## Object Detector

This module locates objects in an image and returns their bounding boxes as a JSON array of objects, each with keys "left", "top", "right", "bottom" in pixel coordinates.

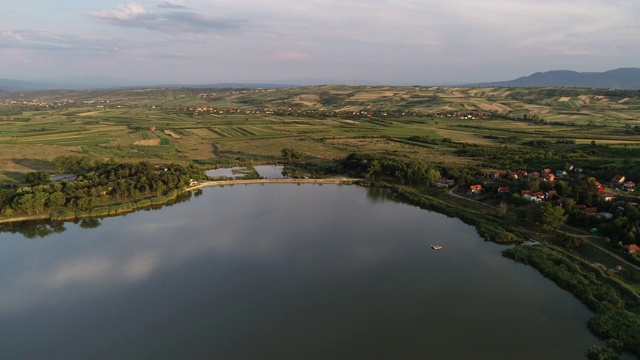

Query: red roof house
[{"left": 624, "top": 244, "right": 640, "bottom": 253}]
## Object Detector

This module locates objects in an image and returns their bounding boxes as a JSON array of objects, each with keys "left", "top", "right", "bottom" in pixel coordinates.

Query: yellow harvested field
[
  {"left": 349, "top": 91, "right": 398, "bottom": 100},
  {"left": 76, "top": 111, "right": 99, "bottom": 116},
  {"left": 619, "top": 98, "right": 630, "bottom": 103},
  {"left": 134, "top": 139, "right": 161, "bottom": 146},
  {"left": 558, "top": 97, "right": 572, "bottom": 102},
  {"left": 575, "top": 139, "right": 640, "bottom": 145},
  {"left": 164, "top": 129, "right": 182, "bottom": 139}
]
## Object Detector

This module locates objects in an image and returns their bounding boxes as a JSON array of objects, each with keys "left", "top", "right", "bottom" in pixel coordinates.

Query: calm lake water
[{"left": 0, "top": 185, "right": 600, "bottom": 359}]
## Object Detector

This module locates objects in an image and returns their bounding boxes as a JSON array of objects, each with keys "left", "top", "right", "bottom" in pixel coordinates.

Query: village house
[
  {"left": 611, "top": 175, "right": 626, "bottom": 187},
  {"left": 436, "top": 178, "right": 455, "bottom": 188},
  {"left": 497, "top": 186, "right": 510, "bottom": 193},
  {"left": 522, "top": 190, "right": 544, "bottom": 203},
  {"left": 585, "top": 207, "right": 598, "bottom": 214},
  {"left": 594, "top": 181, "right": 604, "bottom": 194},
  {"left": 623, "top": 181, "right": 636, "bottom": 192},
  {"left": 507, "top": 172, "right": 519, "bottom": 180},
  {"left": 469, "top": 185, "right": 483, "bottom": 195},
  {"left": 542, "top": 171, "right": 555, "bottom": 182},
  {"left": 623, "top": 244, "right": 640, "bottom": 253}
]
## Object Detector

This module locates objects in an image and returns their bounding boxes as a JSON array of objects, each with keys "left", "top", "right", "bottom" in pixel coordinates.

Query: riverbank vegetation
[
  {"left": 504, "top": 245, "right": 640, "bottom": 358},
  {"left": 0, "top": 156, "right": 204, "bottom": 220}
]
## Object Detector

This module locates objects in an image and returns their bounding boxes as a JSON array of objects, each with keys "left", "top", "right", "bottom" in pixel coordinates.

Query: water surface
[
  {"left": 0, "top": 185, "right": 599, "bottom": 359},
  {"left": 254, "top": 165, "right": 285, "bottom": 178},
  {"left": 205, "top": 166, "right": 245, "bottom": 178}
]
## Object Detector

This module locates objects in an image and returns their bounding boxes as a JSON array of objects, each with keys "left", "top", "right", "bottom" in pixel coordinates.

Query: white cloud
[
  {"left": 89, "top": 2, "right": 244, "bottom": 34},
  {"left": 90, "top": 3, "right": 149, "bottom": 21}
]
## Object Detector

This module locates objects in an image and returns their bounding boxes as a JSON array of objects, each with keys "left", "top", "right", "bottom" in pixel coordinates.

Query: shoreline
[{"left": 0, "top": 177, "right": 363, "bottom": 225}]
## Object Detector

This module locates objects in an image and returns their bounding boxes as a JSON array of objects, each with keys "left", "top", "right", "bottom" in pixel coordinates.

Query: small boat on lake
[{"left": 431, "top": 245, "right": 442, "bottom": 250}]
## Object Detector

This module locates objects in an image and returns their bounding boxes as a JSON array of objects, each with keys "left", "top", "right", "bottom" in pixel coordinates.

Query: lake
[{"left": 0, "top": 184, "right": 600, "bottom": 359}]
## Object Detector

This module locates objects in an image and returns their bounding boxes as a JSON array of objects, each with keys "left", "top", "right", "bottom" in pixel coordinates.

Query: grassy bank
[
  {"left": 504, "top": 244, "right": 640, "bottom": 358},
  {"left": 379, "top": 181, "right": 524, "bottom": 244}
]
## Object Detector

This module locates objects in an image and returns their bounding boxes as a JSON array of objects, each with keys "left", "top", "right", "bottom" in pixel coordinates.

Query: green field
[{"left": 1, "top": 86, "right": 640, "bottom": 182}]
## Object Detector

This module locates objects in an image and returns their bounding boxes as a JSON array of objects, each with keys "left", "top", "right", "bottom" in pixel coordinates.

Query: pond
[
  {"left": 205, "top": 166, "right": 245, "bottom": 178},
  {"left": 254, "top": 165, "right": 285, "bottom": 178},
  {"left": 0, "top": 184, "right": 600, "bottom": 359},
  {"left": 205, "top": 165, "right": 285, "bottom": 179}
]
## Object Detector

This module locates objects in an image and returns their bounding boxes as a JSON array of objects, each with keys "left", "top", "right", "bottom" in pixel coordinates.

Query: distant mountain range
[
  {"left": 472, "top": 68, "right": 640, "bottom": 89},
  {"left": 2, "top": 68, "right": 640, "bottom": 91}
]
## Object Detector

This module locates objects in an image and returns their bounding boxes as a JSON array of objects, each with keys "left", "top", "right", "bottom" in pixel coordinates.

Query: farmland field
[{"left": 1, "top": 86, "right": 639, "bottom": 182}]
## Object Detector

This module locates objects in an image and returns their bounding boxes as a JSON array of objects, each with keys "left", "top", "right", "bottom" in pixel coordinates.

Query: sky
[{"left": 0, "top": 0, "right": 639, "bottom": 86}]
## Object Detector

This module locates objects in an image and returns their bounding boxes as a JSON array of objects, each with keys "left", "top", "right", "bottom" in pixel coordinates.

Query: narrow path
[
  {"left": 447, "top": 184, "right": 640, "bottom": 272},
  {"left": 557, "top": 229, "right": 640, "bottom": 272},
  {"left": 187, "top": 177, "right": 362, "bottom": 191},
  {"left": 0, "top": 214, "right": 50, "bottom": 224}
]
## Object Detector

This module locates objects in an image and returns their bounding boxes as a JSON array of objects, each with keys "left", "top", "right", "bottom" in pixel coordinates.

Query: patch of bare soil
[{"left": 133, "top": 139, "right": 161, "bottom": 146}]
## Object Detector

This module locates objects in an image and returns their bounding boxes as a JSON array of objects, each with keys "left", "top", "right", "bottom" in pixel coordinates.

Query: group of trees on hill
[
  {"left": 340, "top": 153, "right": 442, "bottom": 185},
  {"left": 0, "top": 156, "right": 205, "bottom": 217}
]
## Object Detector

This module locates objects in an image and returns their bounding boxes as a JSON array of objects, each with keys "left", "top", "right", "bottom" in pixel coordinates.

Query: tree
[
  {"left": 281, "top": 147, "right": 305, "bottom": 164},
  {"left": 366, "top": 160, "right": 382, "bottom": 180},
  {"left": 24, "top": 171, "right": 50, "bottom": 185},
  {"left": 12, "top": 193, "right": 36, "bottom": 215},
  {"left": 586, "top": 345, "right": 619, "bottom": 360},
  {"left": 48, "top": 192, "right": 66, "bottom": 208},
  {"left": 538, "top": 203, "right": 568, "bottom": 230},
  {"left": 555, "top": 232, "right": 584, "bottom": 249},
  {"left": 32, "top": 191, "right": 49, "bottom": 213},
  {"left": 425, "top": 168, "right": 441, "bottom": 186},
  {"left": 76, "top": 197, "right": 94, "bottom": 211}
]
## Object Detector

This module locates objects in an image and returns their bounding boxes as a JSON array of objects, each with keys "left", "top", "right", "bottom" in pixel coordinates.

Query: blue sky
[{"left": 1, "top": 0, "right": 638, "bottom": 85}]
